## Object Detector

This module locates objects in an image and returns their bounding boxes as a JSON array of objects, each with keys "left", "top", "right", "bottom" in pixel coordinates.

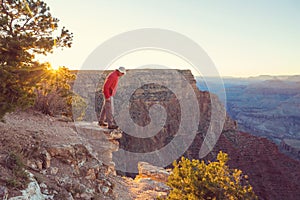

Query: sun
[
  {"left": 46, "top": 64, "right": 60, "bottom": 73},
  {"left": 52, "top": 65, "right": 60, "bottom": 71}
]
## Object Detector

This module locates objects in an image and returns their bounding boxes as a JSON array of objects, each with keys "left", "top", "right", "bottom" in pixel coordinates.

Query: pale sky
[{"left": 39, "top": 0, "right": 300, "bottom": 77}]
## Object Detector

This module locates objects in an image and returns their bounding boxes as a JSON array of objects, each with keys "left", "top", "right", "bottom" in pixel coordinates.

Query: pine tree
[{"left": 0, "top": 0, "right": 73, "bottom": 119}]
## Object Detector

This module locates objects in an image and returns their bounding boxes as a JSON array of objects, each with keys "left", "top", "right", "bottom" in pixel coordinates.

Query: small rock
[
  {"left": 97, "top": 173, "right": 106, "bottom": 180},
  {"left": 47, "top": 145, "right": 75, "bottom": 163},
  {"left": 66, "top": 192, "right": 74, "bottom": 200},
  {"left": 41, "top": 150, "right": 51, "bottom": 169},
  {"left": 0, "top": 186, "right": 8, "bottom": 200},
  {"left": 99, "top": 185, "right": 111, "bottom": 195},
  {"left": 36, "top": 160, "right": 43, "bottom": 170},
  {"left": 106, "top": 162, "right": 116, "bottom": 175},
  {"left": 138, "top": 162, "right": 170, "bottom": 182},
  {"left": 39, "top": 183, "right": 47, "bottom": 189},
  {"left": 105, "top": 180, "right": 112, "bottom": 187},
  {"left": 27, "top": 160, "right": 38, "bottom": 170},
  {"left": 85, "top": 168, "right": 97, "bottom": 180},
  {"left": 80, "top": 192, "right": 93, "bottom": 200},
  {"left": 42, "top": 189, "right": 50, "bottom": 195},
  {"left": 109, "top": 130, "right": 122, "bottom": 139},
  {"left": 50, "top": 167, "right": 59, "bottom": 175},
  {"left": 72, "top": 165, "right": 80, "bottom": 176},
  {"left": 56, "top": 115, "right": 73, "bottom": 122},
  {"left": 141, "top": 179, "right": 171, "bottom": 192}
]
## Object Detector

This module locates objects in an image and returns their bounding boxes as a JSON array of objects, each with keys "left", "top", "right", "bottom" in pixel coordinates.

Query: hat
[{"left": 117, "top": 66, "right": 126, "bottom": 74}]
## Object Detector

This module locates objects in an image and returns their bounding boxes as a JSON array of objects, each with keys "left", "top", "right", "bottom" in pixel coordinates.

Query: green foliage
[
  {"left": 0, "top": 0, "right": 73, "bottom": 119},
  {"left": 165, "top": 151, "right": 257, "bottom": 200},
  {"left": 34, "top": 64, "right": 76, "bottom": 116},
  {"left": 5, "top": 152, "right": 29, "bottom": 189}
]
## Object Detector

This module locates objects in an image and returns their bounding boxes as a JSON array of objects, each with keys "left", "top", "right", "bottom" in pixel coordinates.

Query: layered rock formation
[
  {"left": 280, "top": 139, "right": 300, "bottom": 160},
  {"left": 70, "top": 69, "right": 300, "bottom": 199},
  {"left": 0, "top": 111, "right": 171, "bottom": 200},
  {"left": 214, "top": 132, "right": 300, "bottom": 200},
  {"left": 197, "top": 76, "right": 300, "bottom": 159},
  {"left": 0, "top": 111, "right": 120, "bottom": 199},
  {"left": 93, "top": 69, "right": 235, "bottom": 173}
]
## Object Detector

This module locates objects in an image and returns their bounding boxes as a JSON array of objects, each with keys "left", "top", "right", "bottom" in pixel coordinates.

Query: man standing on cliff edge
[{"left": 98, "top": 66, "right": 126, "bottom": 129}]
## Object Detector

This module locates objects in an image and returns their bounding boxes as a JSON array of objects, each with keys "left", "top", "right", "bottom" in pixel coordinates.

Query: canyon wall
[{"left": 72, "top": 69, "right": 300, "bottom": 200}]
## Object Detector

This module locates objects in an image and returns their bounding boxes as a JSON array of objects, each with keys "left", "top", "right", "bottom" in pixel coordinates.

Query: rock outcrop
[
  {"left": 0, "top": 111, "right": 121, "bottom": 199},
  {"left": 0, "top": 111, "right": 173, "bottom": 200},
  {"left": 94, "top": 69, "right": 235, "bottom": 174},
  {"left": 280, "top": 138, "right": 300, "bottom": 160},
  {"left": 71, "top": 69, "right": 300, "bottom": 199},
  {"left": 137, "top": 162, "right": 170, "bottom": 183},
  {"left": 128, "top": 162, "right": 171, "bottom": 199}
]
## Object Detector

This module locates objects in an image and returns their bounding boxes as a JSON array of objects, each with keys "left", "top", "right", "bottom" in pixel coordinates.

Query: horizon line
[{"left": 70, "top": 69, "right": 300, "bottom": 78}]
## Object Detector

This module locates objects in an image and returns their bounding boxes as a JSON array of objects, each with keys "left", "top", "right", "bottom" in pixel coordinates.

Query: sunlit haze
[{"left": 38, "top": 0, "right": 300, "bottom": 77}]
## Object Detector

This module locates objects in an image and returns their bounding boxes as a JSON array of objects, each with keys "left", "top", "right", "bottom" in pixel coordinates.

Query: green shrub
[
  {"left": 165, "top": 151, "right": 257, "bottom": 200},
  {"left": 5, "top": 152, "right": 29, "bottom": 189}
]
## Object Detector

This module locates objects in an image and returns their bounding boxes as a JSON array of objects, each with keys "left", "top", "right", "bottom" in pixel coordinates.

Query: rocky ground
[
  {"left": 1, "top": 110, "right": 300, "bottom": 200},
  {"left": 0, "top": 110, "right": 170, "bottom": 200}
]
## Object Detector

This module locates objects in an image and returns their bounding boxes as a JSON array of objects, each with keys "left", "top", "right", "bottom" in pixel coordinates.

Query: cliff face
[
  {"left": 72, "top": 69, "right": 300, "bottom": 200},
  {"left": 197, "top": 76, "right": 300, "bottom": 158},
  {"left": 113, "top": 69, "right": 236, "bottom": 156},
  {"left": 73, "top": 69, "right": 236, "bottom": 157},
  {"left": 280, "top": 139, "right": 300, "bottom": 160},
  {"left": 211, "top": 132, "right": 300, "bottom": 200}
]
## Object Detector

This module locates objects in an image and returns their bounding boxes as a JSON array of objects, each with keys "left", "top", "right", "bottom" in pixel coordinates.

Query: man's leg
[
  {"left": 99, "top": 100, "right": 107, "bottom": 125},
  {"left": 104, "top": 98, "right": 114, "bottom": 126},
  {"left": 99, "top": 98, "right": 117, "bottom": 129}
]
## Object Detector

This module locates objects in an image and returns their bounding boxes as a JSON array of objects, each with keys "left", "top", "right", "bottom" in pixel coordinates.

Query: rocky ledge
[{"left": 0, "top": 111, "right": 171, "bottom": 200}]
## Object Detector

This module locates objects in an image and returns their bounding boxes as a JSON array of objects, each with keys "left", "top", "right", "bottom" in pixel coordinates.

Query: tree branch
[
  {"left": 20, "top": 16, "right": 33, "bottom": 32},
  {"left": 1, "top": 0, "right": 15, "bottom": 36}
]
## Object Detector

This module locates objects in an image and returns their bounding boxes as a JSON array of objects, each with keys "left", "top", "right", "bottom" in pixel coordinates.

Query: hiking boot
[
  {"left": 108, "top": 124, "right": 118, "bottom": 129},
  {"left": 98, "top": 121, "right": 108, "bottom": 127}
]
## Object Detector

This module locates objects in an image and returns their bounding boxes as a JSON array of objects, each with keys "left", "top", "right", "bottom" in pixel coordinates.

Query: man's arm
[
  {"left": 103, "top": 78, "right": 113, "bottom": 99},
  {"left": 103, "top": 74, "right": 118, "bottom": 99}
]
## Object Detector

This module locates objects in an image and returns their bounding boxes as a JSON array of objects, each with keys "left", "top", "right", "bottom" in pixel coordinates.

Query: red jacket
[{"left": 103, "top": 70, "right": 119, "bottom": 99}]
